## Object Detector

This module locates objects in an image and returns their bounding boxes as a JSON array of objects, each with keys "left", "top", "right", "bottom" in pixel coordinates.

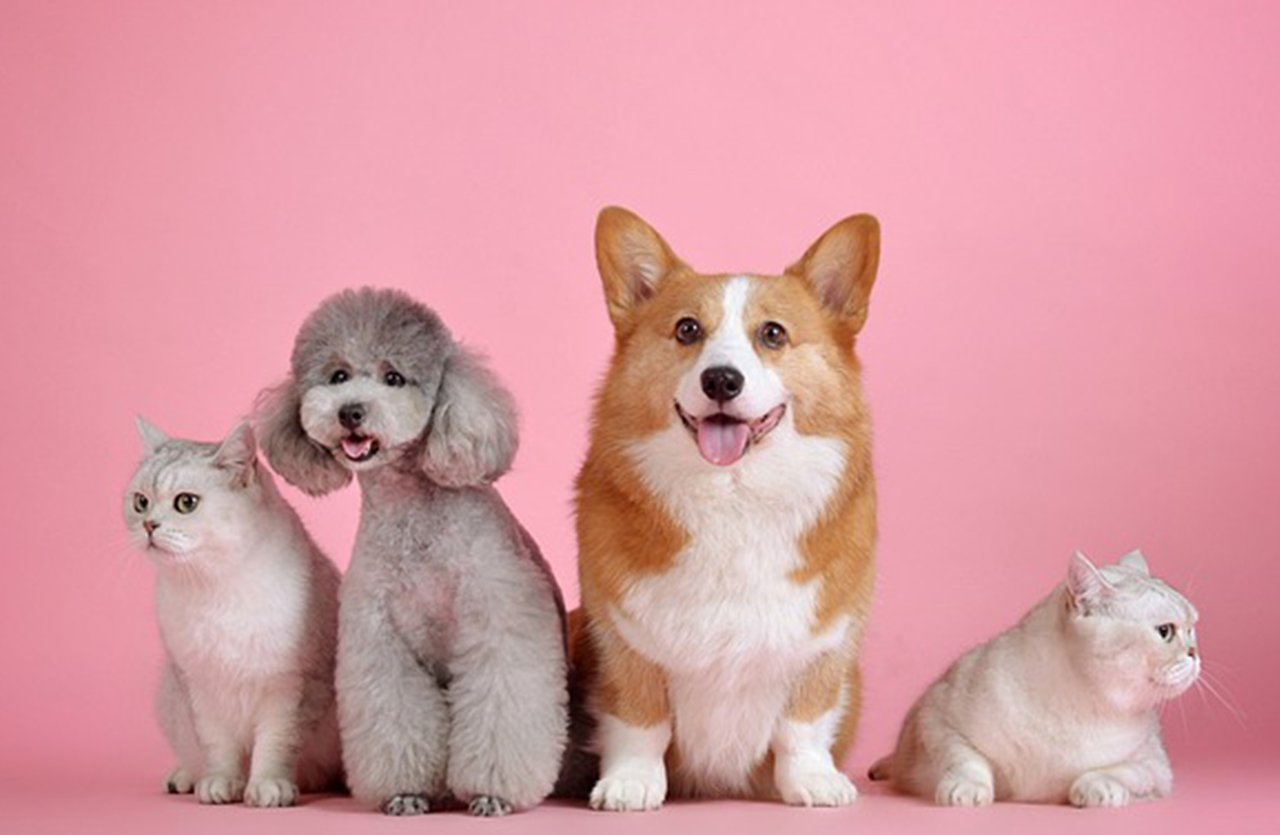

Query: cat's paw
[
  {"left": 589, "top": 765, "right": 667, "bottom": 812},
  {"left": 195, "top": 774, "right": 246, "bottom": 805},
  {"left": 244, "top": 776, "right": 298, "bottom": 808},
  {"left": 776, "top": 767, "right": 859, "bottom": 807},
  {"left": 1070, "top": 773, "right": 1132, "bottom": 808},
  {"left": 936, "top": 775, "right": 994, "bottom": 807},
  {"left": 468, "top": 795, "right": 513, "bottom": 817},
  {"left": 382, "top": 793, "right": 430, "bottom": 816},
  {"left": 164, "top": 766, "right": 195, "bottom": 795}
]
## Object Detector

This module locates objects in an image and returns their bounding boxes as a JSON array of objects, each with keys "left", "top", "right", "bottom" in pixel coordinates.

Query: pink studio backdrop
[{"left": 2, "top": 1, "right": 1278, "bottom": 832}]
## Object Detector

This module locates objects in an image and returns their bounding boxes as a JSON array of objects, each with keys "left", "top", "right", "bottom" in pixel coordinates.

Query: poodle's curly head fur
[{"left": 256, "top": 287, "right": 518, "bottom": 495}]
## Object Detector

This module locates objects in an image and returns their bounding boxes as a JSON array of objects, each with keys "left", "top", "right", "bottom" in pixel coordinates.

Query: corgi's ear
[
  {"left": 787, "top": 214, "right": 880, "bottom": 332},
  {"left": 1067, "top": 550, "right": 1114, "bottom": 613},
  {"left": 420, "top": 345, "right": 518, "bottom": 488},
  {"left": 595, "top": 206, "right": 684, "bottom": 328},
  {"left": 135, "top": 416, "right": 170, "bottom": 454},
  {"left": 254, "top": 378, "right": 352, "bottom": 497}
]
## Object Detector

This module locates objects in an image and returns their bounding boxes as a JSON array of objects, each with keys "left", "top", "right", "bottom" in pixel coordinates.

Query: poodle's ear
[
  {"left": 420, "top": 346, "right": 518, "bottom": 488},
  {"left": 253, "top": 378, "right": 351, "bottom": 496}
]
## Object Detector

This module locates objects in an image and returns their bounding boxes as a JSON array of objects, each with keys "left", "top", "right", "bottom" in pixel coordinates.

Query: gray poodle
[{"left": 255, "top": 287, "right": 568, "bottom": 816}]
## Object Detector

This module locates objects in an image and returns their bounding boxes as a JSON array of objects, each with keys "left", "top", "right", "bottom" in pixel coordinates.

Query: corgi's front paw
[
  {"left": 244, "top": 776, "right": 298, "bottom": 808},
  {"left": 777, "top": 766, "right": 858, "bottom": 807},
  {"left": 195, "top": 773, "right": 246, "bottom": 805},
  {"left": 589, "top": 766, "right": 667, "bottom": 812},
  {"left": 1070, "top": 773, "right": 1131, "bottom": 808}
]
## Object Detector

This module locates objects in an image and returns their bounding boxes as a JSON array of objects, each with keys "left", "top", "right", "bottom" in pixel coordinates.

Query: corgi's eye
[
  {"left": 675, "top": 318, "right": 704, "bottom": 345},
  {"left": 329, "top": 369, "right": 350, "bottom": 385},
  {"left": 759, "top": 321, "right": 789, "bottom": 349},
  {"left": 384, "top": 370, "right": 406, "bottom": 387},
  {"left": 1156, "top": 623, "right": 1176, "bottom": 642},
  {"left": 174, "top": 493, "right": 200, "bottom": 514},
  {"left": 132, "top": 493, "right": 149, "bottom": 513}
]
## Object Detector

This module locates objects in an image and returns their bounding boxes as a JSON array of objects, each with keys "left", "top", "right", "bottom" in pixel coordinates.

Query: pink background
[{"left": 2, "top": 2, "right": 1276, "bottom": 833}]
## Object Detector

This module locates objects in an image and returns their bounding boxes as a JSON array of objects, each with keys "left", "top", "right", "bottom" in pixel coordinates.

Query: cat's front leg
[
  {"left": 190, "top": 705, "right": 247, "bottom": 805},
  {"left": 771, "top": 651, "right": 859, "bottom": 808},
  {"left": 244, "top": 674, "right": 305, "bottom": 808},
  {"left": 155, "top": 661, "right": 201, "bottom": 794},
  {"left": 1069, "top": 734, "right": 1173, "bottom": 807}
]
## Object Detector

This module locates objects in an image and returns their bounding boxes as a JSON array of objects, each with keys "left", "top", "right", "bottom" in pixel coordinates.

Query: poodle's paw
[
  {"left": 1070, "top": 773, "right": 1132, "bottom": 808},
  {"left": 195, "top": 773, "right": 246, "bottom": 805},
  {"left": 164, "top": 766, "right": 195, "bottom": 795},
  {"left": 468, "top": 795, "right": 513, "bottom": 817},
  {"left": 936, "top": 774, "right": 994, "bottom": 807},
  {"left": 382, "top": 793, "right": 431, "bottom": 816},
  {"left": 244, "top": 776, "right": 298, "bottom": 808},
  {"left": 589, "top": 765, "right": 667, "bottom": 812},
  {"left": 777, "top": 766, "right": 859, "bottom": 807}
]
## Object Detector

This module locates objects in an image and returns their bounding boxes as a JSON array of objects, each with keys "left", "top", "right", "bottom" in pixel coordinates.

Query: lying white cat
[
  {"left": 870, "top": 550, "right": 1199, "bottom": 807},
  {"left": 124, "top": 419, "right": 343, "bottom": 807}
]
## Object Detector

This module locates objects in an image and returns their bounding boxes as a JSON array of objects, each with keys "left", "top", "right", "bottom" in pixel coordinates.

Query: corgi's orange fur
[{"left": 572, "top": 207, "right": 880, "bottom": 810}]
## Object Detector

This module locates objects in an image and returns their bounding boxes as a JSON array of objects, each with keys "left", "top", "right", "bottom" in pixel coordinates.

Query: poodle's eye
[
  {"left": 384, "top": 370, "right": 406, "bottom": 387},
  {"left": 132, "top": 493, "right": 149, "bottom": 513},
  {"left": 329, "top": 369, "right": 350, "bottom": 385},
  {"left": 173, "top": 493, "right": 200, "bottom": 514},
  {"left": 675, "top": 317, "right": 704, "bottom": 345},
  {"left": 1156, "top": 623, "right": 1177, "bottom": 642},
  {"left": 758, "top": 321, "right": 789, "bottom": 349}
]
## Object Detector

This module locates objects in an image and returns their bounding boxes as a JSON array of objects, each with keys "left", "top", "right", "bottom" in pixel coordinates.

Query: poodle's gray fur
[{"left": 256, "top": 288, "right": 569, "bottom": 816}]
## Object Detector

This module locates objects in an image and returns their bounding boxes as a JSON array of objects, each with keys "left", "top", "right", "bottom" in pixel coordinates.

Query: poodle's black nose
[
  {"left": 339, "top": 403, "right": 366, "bottom": 430},
  {"left": 701, "top": 366, "right": 744, "bottom": 403}
]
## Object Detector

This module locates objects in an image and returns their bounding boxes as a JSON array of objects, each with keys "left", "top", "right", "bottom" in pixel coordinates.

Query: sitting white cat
[
  {"left": 870, "top": 550, "right": 1199, "bottom": 807},
  {"left": 123, "top": 418, "right": 343, "bottom": 807}
]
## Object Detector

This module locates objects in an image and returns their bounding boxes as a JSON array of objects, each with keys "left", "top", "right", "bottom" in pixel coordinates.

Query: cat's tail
[{"left": 867, "top": 755, "right": 892, "bottom": 782}]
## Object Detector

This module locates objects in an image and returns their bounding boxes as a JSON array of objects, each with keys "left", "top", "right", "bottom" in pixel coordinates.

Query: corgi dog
[{"left": 571, "top": 207, "right": 880, "bottom": 811}]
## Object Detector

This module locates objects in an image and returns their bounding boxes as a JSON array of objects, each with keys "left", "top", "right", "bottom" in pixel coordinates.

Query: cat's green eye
[
  {"left": 1156, "top": 623, "right": 1176, "bottom": 642},
  {"left": 132, "top": 493, "right": 149, "bottom": 513},
  {"left": 173, "top": 493, "right": 200, "bottom": 514}
]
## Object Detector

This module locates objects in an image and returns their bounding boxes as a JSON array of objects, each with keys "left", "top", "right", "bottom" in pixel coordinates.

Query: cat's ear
[
  {"left": 254, "top": 378, "right": 352, "bottom": 497},
  {"left": 419, "top": 345, "right": 518, "bottom": 488},
  {"left": 1067, "top": 550, "right": 1114, "bottom": 613},
  {"left": 1118, "top": 549, "right": 1150, "bottom": 576},
  {"left": 214, "top": 422, "right": 257, "bottom": 488},
  {"left": 135, "top": 416, "right": 170, "bottom": 454}
]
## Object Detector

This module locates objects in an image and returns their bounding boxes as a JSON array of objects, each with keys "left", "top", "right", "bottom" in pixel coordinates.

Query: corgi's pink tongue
[
  {"left": 342, "top": 437, "right": 373, "bottom": 459},
  {"left": 696, "top": 419, "right": 750, "bottom": 466}
]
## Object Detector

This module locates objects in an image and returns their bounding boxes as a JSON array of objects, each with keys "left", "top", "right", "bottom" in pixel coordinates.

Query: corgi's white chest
[{"left": 616, "top": 420, "right": 851, "bottom": 791}]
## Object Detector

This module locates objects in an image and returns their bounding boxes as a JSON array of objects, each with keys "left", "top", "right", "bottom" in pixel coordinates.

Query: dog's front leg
[
  {"left": 770, "top": 649, "right": 860, "bottom": 807},
  {"left": 336, "top": 602, "right": 449, "bottom": 814},
  {"left": 586, "top": 621, "right": 672, "bottom": 812}
]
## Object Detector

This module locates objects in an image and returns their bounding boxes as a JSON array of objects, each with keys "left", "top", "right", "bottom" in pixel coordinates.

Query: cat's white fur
[
  {"left": 871, "top": 550, "right": 1199, "bottom": 807},
  {"left": 124, "top": 418, "right": 343, "bottom": 807}
]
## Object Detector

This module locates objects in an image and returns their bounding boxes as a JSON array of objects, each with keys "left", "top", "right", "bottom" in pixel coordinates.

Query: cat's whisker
[
  {"left": 1197, "top": 669, "right": 1245, "bottom": 720},
  {"left": 1194, "top": 676, "right": 1247, "bottom": 728}
]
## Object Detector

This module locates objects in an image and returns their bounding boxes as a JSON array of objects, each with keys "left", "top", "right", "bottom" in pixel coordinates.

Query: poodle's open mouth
[
  {"left": 339, "top": 434, "right": 380, "bottom": 463},
  {"left": 675, "top": 402, "right": 786, "bottom": 467}
]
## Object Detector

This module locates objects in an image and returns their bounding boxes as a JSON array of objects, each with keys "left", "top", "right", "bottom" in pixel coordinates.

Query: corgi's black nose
[
  {"left": 701, "top": 366, "right": 744, "bottom": 403},
  {"left": 339, "top": 403, "right": 366, "bottom": 430}
]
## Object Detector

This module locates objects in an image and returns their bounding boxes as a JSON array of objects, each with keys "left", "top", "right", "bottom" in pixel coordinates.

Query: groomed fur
[{"left": 255, "top": 287, "right": 568, "bottom": 816}]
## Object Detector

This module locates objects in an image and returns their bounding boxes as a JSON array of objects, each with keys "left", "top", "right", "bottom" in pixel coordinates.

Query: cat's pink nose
[
  {"left": 1188, "top": 646, "right": 1197, "bottom": 659},
  {"left": 143, "top": 520, "right": 160, "bottom": 534}
]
